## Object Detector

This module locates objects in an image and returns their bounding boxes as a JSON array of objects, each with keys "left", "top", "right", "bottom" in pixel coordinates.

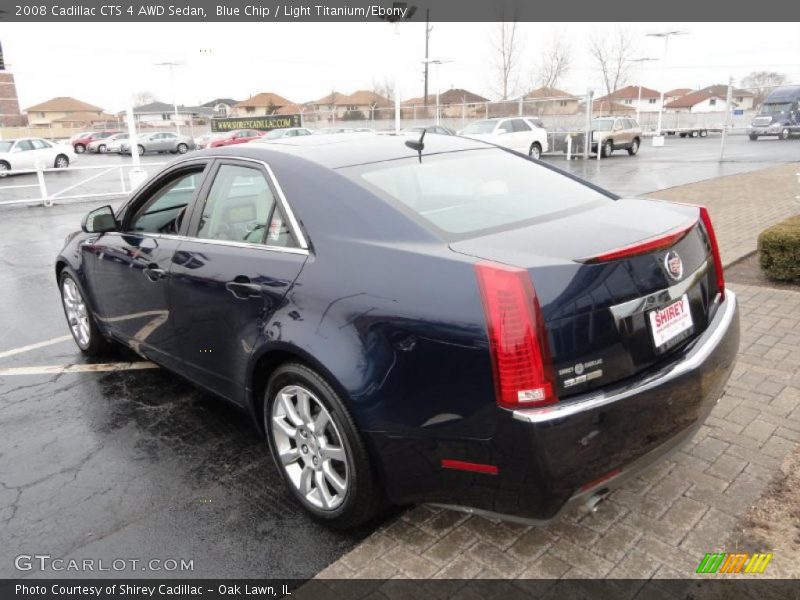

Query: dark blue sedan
[{"left": 56, "top": 134, "right": 739, "bottom": 528}]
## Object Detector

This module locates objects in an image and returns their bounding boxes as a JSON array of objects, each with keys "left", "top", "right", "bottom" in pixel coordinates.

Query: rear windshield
[{"left": 343, "top": 148, "right": 610, "bottom": 238}]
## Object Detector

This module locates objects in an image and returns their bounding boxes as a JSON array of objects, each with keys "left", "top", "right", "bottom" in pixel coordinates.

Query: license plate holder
[{"left": 648, "top": 294, "right": 694, "bottom": 353}]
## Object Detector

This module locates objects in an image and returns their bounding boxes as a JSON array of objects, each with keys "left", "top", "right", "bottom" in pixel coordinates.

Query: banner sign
[{"left": 211, "top": 114, "right": 301, "bottom": 132}]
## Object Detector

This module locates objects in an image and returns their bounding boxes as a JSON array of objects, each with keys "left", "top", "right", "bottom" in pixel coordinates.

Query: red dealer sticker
[{"left": 649, "top": 294, "right": 694, "bottom": 350}]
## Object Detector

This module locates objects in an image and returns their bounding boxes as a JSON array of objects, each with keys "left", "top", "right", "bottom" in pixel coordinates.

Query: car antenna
[{"left": 404, "top": 128, "right": 426, "bottom": 163}]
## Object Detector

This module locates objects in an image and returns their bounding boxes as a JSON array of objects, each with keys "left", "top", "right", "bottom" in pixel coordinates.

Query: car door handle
[
  {"left": 225, "top": 278, "right": 263, "bottom": 299},
  {"left": 144, "top": 264, "right": 167, "bottom": 282}
]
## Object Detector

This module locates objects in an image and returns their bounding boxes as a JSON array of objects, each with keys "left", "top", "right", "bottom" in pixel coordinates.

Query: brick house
[
  {"left": 0, "top": 71, "right": 25, "bottom": 126},
  {"left": 233, "top": 93, "right": 294, "bottom": 117},
  {"left": 25, "top": 96, "right": 113, "bottom": 127}
]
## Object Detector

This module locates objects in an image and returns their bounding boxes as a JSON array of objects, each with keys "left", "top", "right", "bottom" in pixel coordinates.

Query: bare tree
[
  {"left": 741, "top": 71, "right": 787, "bottom": 108},
  {"left": 533, "top": 35, "right": 572, "bottom": 90},
  {"left": 371, "top": 77, "right": 394, "bottom": 104},
  {"left": 132, "top": 91, "right": 157, "bottom": 106},
  {"left": 588, "top": 28, "right": 636, "bottom": 113},
  {"left": 489, "top": 8, "right": 522, "bottom": 100}
]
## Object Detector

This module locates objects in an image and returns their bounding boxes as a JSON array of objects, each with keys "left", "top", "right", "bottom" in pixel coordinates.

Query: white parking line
[
  {"left": 0, "top": 335, "right": 72, "bottom": 359},
  {"left": 0, "top": 362, "right": 159, "bottom": 376}
]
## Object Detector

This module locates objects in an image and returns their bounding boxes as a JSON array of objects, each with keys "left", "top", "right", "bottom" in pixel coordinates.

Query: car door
[
  {"left": 612, "top": 119, "right": 629, "bottom": 148},
  {"left": 85, "top": 161, "right": 210, "bottom": 369},
  {"left": 168, "top": 159, "right": 308, "bottom": 403},
  {"left": 508, "top": 118, "right": 534, "bottom": 153},
  {"left": 30, "top": 138, "right": 55, "bottom": 166},
  {"left": 10, "top": 140, "right": 37, "bottom": 170},
  {"left": 161, "top": 133, "right": 178, "bottom": 151}
]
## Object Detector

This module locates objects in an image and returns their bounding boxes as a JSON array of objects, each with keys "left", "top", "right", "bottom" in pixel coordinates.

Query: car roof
[{"left": 192, "top": 132, "right": 492, "bottom": 169}]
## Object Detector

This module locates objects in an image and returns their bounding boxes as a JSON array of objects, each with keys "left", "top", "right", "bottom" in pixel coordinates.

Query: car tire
[
  {"left": 58, "top": 271, "right": 110, "bottom": 356},
  {"left": 98, "top": 144, "right": 107, "bottom": 153},
  {"left": 679, "top": 132, "right": 687, "bottom": 138},
  {"left": 528, "top": 142, "right": 542, "bottom": 160},
  {"left": 0, "top": 160, "right": 9, "bottom": 178},
  {"left": 699, "top": 129, "right": 708, "bottom": 138},
  {"left": 780, "top": 128, "right": 790, "bottom": 140},
  {"left": 601, "top": 140, "right": 613, "bottom": 158},
  {"left": 749, "top": 134, "right": 759, "bottom": 141},
  {"left": 137, "top": 145, "right": 146, "bottom": 156},
  {"left": 627, "top": 138, "right": 640, "bottom": 156},
  {"left": 264, "top": 362, "right": 384, "bottom": 529},
  {"left": 176, "top": 143, "right": 189, "bottom": 154},
  {"left": 54, "top": 155, "right": 69, "bottom": 169},
  {"left": 74, "top": 144, "right": 86, "bottom": 154}
]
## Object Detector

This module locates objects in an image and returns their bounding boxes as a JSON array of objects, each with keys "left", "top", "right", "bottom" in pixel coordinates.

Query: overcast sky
[{"left": 2, "top": 22, "right": 799, "bottom": 112}]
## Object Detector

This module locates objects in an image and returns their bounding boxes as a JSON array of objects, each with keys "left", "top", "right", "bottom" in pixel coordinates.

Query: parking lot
[{"left": 1, "top": 134, "right": 799, "bottom": 580}]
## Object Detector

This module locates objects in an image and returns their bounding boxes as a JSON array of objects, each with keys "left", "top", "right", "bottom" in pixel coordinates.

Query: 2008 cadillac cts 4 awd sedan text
[{"left": 56, "top": 134, "right": 739, "bottom": 529}]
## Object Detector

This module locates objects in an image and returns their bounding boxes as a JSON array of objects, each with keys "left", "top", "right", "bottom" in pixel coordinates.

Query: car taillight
[
  {"left": 474, "top": 261, "right": 558, "bottom": 410},
  {"left": 698, "top": 206, "right": 725, "bottom": 301}
]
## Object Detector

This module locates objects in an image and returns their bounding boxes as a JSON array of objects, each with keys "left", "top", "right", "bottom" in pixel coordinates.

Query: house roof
[
  {"left": 595, "top": 85, "right": 660, "bottom": 101},
  {"left": 133, "top": 102, "right": 213, "bottom": 115},
  {"left": 438, "top": 88, "right": 489, "bottom": 104},
  {"left": 346, "top": 90, "right": 391, "bottom": 107},
  {"left": 52, "top": 111, "right": 117, "bottom": 123},
  {"left": 235, "top": 92, "right": 293, "bottom": 108},
  {"left": 664, "top": 91, "right": 725, "bottom": 109},
  {"left": 664, "top": 88, "right": 693, "bottom": 98},
  {"left": 525, "top": 87, "right": 574, "bottom": 100},
  {"left": 590, "top": 100, "right": 636, "bottom": 114},
  {"left": 401, "top": 96, "right": 425, "bottom": 106},
  {"left": 201, "top": 98, "right": 239, "bottom": 108},
  {"left": 700, "top": 84, "right": 754, "bottom": 98},
  {"left": 25, "top": 96, "right": 104, "bottom": 113},
  {"left": 308, "top": 92, "right": 351, "bottom": 106},
  {"left": 275, "top": 103, "right": 305, "bottom": 115}
]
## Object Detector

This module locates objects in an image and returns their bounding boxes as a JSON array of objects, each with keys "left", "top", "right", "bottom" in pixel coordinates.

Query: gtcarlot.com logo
[
  {"left": 15, "top": 554, "right": 194, "bottom": 572},
  {"left": 696, "top": 552, "right": 773, "bottom": 574}
]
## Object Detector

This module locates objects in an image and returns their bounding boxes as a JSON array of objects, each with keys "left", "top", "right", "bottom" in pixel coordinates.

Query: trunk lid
[{"left": 451, "top": 198, "right": 719, "bottom": 398}]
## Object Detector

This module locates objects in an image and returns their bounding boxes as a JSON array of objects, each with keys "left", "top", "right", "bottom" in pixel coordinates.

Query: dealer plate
[{"left": 649, "top": 294, "right": 694, "bottom": 352}]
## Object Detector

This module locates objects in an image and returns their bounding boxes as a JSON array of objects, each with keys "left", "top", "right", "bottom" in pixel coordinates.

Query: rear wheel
[
  {"left": 0, "top": 161, "right": 9, "bottom": 177},
  {"left": 176, "top": 143, "right": 189, "bottom": 154},
  {"left": 780, "top": 128, "right": 791, "bottom": 140},
  {"left": 699, "top": 129, "right": 708, "bottom": 138},
  {"left": 74, "top": 144, "right": 86, "bottom": 154},
  {"left": 54, "top": 155, "right": 69, "bottom": 169},
  {"left": 749, "top": 134, "right": 759, "bottom": 141},
  {"left": 601, "top": 139, "right": 613, "bottom": 158},
  {"left": 265, "top": 363, "right": 384, "bottom": 529},
  {"left": 528, "top": 142, "right": 542, "bottom": 160},
  {"left": 59, "top": 271, "right": 109, "bottom": 356},
  {"left": 98, "top": 144, "right": 107, "bottom": 153},
  {"left": 679, "top": 132, "right": 687, "bottom": 138},
  {"left": 137, "top": 144, "right": 146, "bottom": 155},
  {"left": 627, "top": 138, "right": 640, "bottom": 156}
]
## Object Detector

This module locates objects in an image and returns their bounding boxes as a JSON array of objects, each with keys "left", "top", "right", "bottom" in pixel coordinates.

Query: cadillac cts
[{"left": 55, "top": 135, "right": 739, "bottom": 528}]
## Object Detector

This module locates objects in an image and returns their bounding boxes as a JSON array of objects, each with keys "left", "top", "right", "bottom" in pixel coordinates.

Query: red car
[
  {"left": 208, "top": 129, "right": 263, "bottom": 147},
  {"left": 72, "top": 131, "right": 119, "bottom": 154}
]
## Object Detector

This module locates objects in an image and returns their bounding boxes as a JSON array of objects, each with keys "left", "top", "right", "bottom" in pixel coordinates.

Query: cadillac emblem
[{"left": 664, "top": 250, "right": 683, "bottom": 281}]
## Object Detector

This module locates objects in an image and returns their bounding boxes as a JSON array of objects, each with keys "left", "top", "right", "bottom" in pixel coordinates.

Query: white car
[
  {"left": 251, "top": 127, "right": 313, "bottom": 141},
  {"left": 459, "top": 117, "right": 549, "bottom": 159},
  {"left": 0, "top": 138, "right": 76, "bottom": 176},
  {"left": 88, "top": 132, "right": 129, "bottom": 154}
]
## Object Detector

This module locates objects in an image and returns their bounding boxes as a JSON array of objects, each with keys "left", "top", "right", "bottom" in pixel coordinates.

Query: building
[
  {"left": 233, "top": 92, "right": 294, "bottom": 117},
  {"left": 524, "top": 87, "right": 579, "bottom": 115},
  {"left": 664, "top": 90, "right": 732, "bottom": 113},
  {"left": 129, "top": 101, "right": 213, "bottom": 126},
  {"left": 664, "top": 88, "right": 693, "bottom": 105},
  {"left": 25, "top": 96, "right": 113, "bottom": 127},
  {"left": 699, "top": 85, "right": 755, "bottom": 110},
  {"left": 594, "top": 85, "right": 662, "bottom": 113},
  {"left": 589, "top": 99, "right": 637, "bottom": 116},
  {"left": 0, "top": 71, "right": 25, "bottom": 127},
  {"left": 201, "top": 98, "right": 239, "bottom": 117},
  {"left": 306, "top": 90, "right": 391, "bottom": 121}
]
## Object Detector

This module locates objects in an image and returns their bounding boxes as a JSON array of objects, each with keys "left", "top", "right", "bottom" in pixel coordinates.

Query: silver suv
[{"left": 591, "top": 116, "right": 642, "bottom": 157}]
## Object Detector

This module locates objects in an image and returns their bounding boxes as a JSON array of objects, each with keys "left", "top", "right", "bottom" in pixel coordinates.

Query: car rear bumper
[{"left": 375, "top": 290, "right": 739, "bottom": 523}]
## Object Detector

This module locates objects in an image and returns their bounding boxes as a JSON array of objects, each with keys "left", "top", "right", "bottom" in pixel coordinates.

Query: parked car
[
  {"left": 252, "top": 128, "right": 313, "bottom": 141},
  {"left": 590, "top": 116, "right": 642, "bottom": 157},
  {"left": 194, "top": 132, "right": 224, "bottom": 149},
  {"left": 460, "top": 117, "right": 549, "bottom": 159},
  {"left": 72, "top": 131, "right": 119, "bottom": 154},
  {"left": 402, "top": 125, "right": 455, "bottom": 135},
  {"left": 0, "top": 137, "right": 75, "bottom": 176},
  {"left": 208, "top": 129, "right": 263, "bottom": 148},
  {"left": 88, "top": 133, "right": 128, "bottom": 154},
  {"left": 120, "top": 132, "right": 195, "bottom": 155},
  {"left": 314, "top": 127, "right": 358, "bottom": 134},
  {"left": 57, "top": 135, "right": 738, "bottom": 528},
  {"left": 748, "top": 85, "right": 800, "bottom": 141}
]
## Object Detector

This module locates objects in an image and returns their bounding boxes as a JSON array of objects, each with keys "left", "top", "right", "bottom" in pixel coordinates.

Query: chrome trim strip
[
  {"left": 162, "top": 154, "right": 309, "bottom": 250},
  {"left": 124, "top": 232, "right": 309, "bottom": 256},
  {"left": 513, "top": 290, "right": 737, "bottom": 424}
]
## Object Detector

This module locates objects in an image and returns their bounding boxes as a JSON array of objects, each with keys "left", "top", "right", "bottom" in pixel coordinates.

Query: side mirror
[{"left": 82, "top": 205, "right": 118, "bottom": 233}]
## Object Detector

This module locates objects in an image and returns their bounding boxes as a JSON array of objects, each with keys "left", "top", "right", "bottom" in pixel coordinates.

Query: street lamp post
[
  {"left": 628, "top": 57, "right": 657, "bottom": 125},
  {"left": 645, "top": 30, "right": 688, "bottom": 136},
  {"left": 154, "top": 61, "right": 184, "bottom": 135},
  {"left": 422, "top": 58, "right": 453, "bottom": 125}
]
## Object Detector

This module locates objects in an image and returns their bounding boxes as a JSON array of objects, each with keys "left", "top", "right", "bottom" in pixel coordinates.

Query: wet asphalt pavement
[{"left": 1, "top": 135, "right": 798, "bottom": 579}]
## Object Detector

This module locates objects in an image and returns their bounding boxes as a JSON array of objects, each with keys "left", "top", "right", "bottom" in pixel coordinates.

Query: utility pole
[
  {"left": 154, "top": 61, "right": 184, "bottom": 135},
  {"left": 423, "top": 9, "right": 432, "bottom": 106},
  {"left": 719, "top": 76, "right": 734, "bottom": 161},
  {"left": 645, "top": 30, "right": 688, "bottom": 137}
]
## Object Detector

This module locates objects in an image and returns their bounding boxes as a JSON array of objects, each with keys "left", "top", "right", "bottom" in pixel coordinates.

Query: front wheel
[
  {"left": 54, "top": 155, "right": 69, "bottom": 169},
  {"left": 749, "top": 134, "right": 759, "bottom": 141},
  {"left": 265, "top": 363, "right": 384, "bottom": 529},
  {"left": 74, "top": 144, "right": 86, "bottom": 154},
  {"left": 528, "top": 142, "right": 542, "bottom": 160},
  {"left": 699, "top": 129, "right": 708, "bottom": 138},
  {"left": 137, "top": 145, "right": 146, "bottom": 155},
  {"left": 780, "top": 128, "right": 791, "bottom": 140},
  {"left": 176, "top": 143, "right": 189, "bottom": 154},
  {"left": 627, "top": 138, "right": 640, "bottom": 156},
  {"left": 601, "top": 139, "right": 613, "bottom": 158},
  {"left": 0, "top": 161, "right": 9, "bottom": 177},
  {"left": 98, "top": 144, "right": 107, "bottom": 153},
  {"left": 59, "top": 271, "right": 109, "bottom": 355}
]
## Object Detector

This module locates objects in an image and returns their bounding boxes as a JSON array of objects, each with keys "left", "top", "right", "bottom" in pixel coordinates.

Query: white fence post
[
  {"left": 37, "top": 165, "right": 51, "bottom": 207},
  {"left": 584, "top": 89, "right": 593, "bottom": 160}
]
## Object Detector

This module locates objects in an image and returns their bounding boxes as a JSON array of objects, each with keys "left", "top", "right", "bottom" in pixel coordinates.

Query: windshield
[
  {"left": 264, "top": 129, "right": 286, "bottom": 139},
  {"left": 0, "top": 141, "right": 14, "bottom": 152},
  {"left": 461, "top": 120, "right": 497, "bottom": 135},
  {"left": 344, "top": 148, "right": 609, "bottom": 238},
  {"left": 592, "top": 119, "right": 615, "bottom": 130},
  {"left": 760, "top": 103, "right": 793, "bottom": 115}
]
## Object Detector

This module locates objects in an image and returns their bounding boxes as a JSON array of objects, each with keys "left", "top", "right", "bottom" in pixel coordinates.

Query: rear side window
[
  {"left": 346, "top": 149, "right": 610, "bottom": 238},
  {"left": 511, "top": 119, "right": 531, "bottom": 132}
]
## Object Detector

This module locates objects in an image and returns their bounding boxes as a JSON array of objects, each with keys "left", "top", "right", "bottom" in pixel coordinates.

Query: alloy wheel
[
  {"left": 271, "top": 385, "right": 349, "bottom": 511},
  {"left": 61, "top": 277, "right": 91, "bottom": 348},
  {"left": 55, "top": 156, "right": 68, "bottom": 169}
]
